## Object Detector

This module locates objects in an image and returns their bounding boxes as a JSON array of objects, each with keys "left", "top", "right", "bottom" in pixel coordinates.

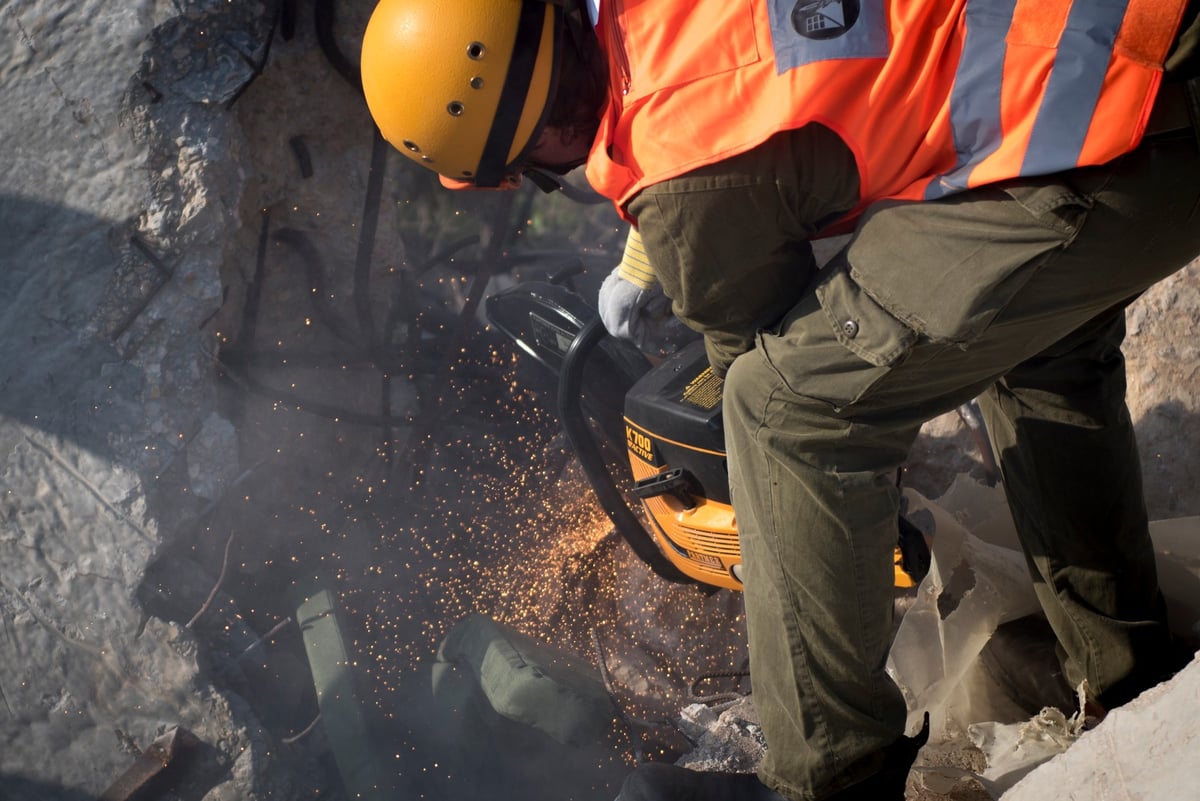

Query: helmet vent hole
[
  {"left": 469, "top": 76, "right": 484, "bottom": 90},
  {"left": 467, "top": 42, "right": 486, "bottom": 60},
  {"left": 462, "top": 170, "right": 474, "bottom": 177},
  {"left": 447, "top": 101, "right": 465, "bottom": 117},
  {"left": 402, "top": 140, "right": 421, "bottom": 153},
  {"left": 421, "top": 156, "right": 434, "bottom": 163}
]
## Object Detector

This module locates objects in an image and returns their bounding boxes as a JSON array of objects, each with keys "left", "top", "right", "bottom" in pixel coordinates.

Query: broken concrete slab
[{"left": 1002, "top": 652, "right": 1200, "bottom": 801}]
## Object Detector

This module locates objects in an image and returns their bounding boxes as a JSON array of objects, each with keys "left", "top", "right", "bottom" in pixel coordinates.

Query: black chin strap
[
  {"left": 475, "top": 0, "right": 595, "bottom": 192},
  {"left": 523, "top": 167, "right": 608, "bottom": 203},
  {"left": 474, "top": 1, "right": 555, "bottom": 187}
]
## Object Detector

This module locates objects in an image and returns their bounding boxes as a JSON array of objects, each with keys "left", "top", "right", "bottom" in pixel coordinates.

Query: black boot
[
  {"left": 980, "top": 614, "right": 1077, "bottom": 715},
  {"left": 616, "top": 765, "right": 788, "bottom": 801},
  {"left": 615, "top": 716, "right": 929, "bottom": 801}
]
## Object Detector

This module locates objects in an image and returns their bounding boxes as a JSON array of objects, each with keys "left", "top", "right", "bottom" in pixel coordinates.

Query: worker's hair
[{"left": 541, "top": 13, "right": 608, "bottom": 148}]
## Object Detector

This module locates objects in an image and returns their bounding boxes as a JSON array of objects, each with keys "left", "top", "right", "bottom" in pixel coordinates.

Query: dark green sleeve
[{"left": 626, "top": 123, "right": 860, "bottom": 375}]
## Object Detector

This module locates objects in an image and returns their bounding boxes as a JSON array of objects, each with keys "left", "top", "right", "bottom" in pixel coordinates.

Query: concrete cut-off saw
[{"left": 486, "top": 280, "right": 932, "bottom": 592}]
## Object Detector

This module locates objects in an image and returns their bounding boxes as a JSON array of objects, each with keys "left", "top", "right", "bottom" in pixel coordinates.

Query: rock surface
[{"left": 1, "top": 1, "right": 305, "bottom": 798}]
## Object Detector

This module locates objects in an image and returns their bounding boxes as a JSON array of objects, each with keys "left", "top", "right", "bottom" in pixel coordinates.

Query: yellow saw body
[{"left": 486, "top": 281, "right": 929, "bottom": 592}]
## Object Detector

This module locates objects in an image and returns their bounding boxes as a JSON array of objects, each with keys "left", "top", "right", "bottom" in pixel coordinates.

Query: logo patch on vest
[
  {"left": 768, "top": 0, "right": 887, "bottom": 74},
  {"left": 791, "top": 0, "right": 859, "bottom": 39}
]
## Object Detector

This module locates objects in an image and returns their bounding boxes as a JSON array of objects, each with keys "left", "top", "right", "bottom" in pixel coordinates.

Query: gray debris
[
  {"left": 187, "top": 412, "right": 239, "bottom": 500},
  {"left": 675, "top": 698, "right": 766, "bottom": 774}
]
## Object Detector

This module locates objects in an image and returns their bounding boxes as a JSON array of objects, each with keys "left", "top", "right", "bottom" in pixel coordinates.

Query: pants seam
[{"left": 754, "top": 381, "right": 836, "bottom": 800}]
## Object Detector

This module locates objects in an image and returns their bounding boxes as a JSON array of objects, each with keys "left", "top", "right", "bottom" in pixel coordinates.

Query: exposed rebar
[{"left": 186, "top": 529, "right": 235, "bottom": 630}]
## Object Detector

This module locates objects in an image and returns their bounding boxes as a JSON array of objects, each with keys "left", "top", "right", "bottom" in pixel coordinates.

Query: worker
[{"left": 360, "top": 1, "right": 1200, "bottom": 799}]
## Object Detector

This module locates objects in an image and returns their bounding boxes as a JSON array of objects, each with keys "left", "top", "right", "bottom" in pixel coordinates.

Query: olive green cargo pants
[{"left": 722, "top": 130, "right": 1200, "bottom": 799}]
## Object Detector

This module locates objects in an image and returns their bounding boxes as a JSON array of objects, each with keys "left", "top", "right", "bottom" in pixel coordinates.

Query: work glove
[{"left": 598, "top": 229, "right": 687, "bottom": 354}]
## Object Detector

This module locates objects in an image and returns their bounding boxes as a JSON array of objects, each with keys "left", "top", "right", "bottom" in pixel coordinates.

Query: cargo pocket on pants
[
  {"left": 844, "top": 176, "right": 1096, "bottom": 345},
  {"left": 757, "top": 263, "right": 917, "bottom": 412}
]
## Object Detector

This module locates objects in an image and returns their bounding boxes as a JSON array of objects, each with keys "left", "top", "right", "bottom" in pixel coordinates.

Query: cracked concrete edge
[{"left": 1002, "top": 653, "right": 1200, "bottom": 801}]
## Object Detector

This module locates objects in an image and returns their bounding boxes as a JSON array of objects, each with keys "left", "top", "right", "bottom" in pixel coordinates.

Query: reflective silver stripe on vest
[
  {"left": 1021, "top": 1, "right": 1124, "bottom": 176},
  {"left": 925, "top": 0, "right": 1014, "bottom": 200},
  {"left": 926, "top": 0, "right": 1126, "bottom": 200}
]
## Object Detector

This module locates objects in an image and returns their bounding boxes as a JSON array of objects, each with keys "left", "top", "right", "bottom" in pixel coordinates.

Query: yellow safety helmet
[{"left": 361, "top": 0, "right": 563, "bottom": 187}]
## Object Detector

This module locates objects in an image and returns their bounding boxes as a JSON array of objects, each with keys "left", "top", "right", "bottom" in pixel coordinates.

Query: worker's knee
[{"left": 722, "top": 345, "right": 778, "bottom": 433}]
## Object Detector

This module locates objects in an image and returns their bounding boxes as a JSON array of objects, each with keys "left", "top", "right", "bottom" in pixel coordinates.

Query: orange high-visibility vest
[{"left": 585, "top": 0, "right": 1188, "bottom": 220}]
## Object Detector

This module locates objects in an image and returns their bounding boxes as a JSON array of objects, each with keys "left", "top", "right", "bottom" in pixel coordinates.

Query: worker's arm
[{"left": 626, "top": 123, "right": 860, "bottom": 375}]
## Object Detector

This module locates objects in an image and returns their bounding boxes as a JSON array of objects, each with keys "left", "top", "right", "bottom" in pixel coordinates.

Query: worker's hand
[
  {"left": 599, "top": 227, "right": 694, "bottom": 354},
  {"left": 598, "top": 267, "right": 676, "bottom": 352}
]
